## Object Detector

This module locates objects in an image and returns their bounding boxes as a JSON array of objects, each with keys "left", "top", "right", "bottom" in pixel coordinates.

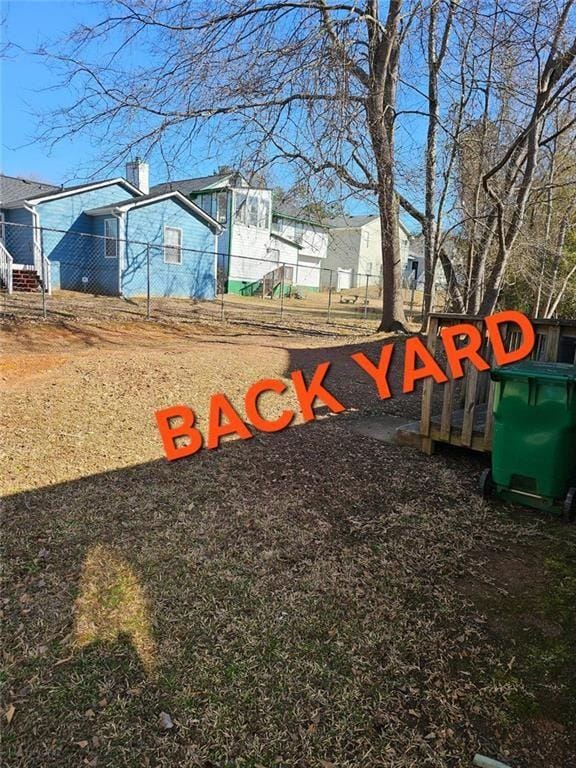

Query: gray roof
[
  {"left": 0, "top": 174, "right": 58, "bottom": 205},
  {"left": 150, "top": 173, "right": 239, "bottom": 196},
  {"left": 327, "top": 214, "right": 379, "bottom": 229},
  {"left": 85, "top": 189, "right": 222, "bottom": 232},
  {"left": 272, "top": 202, "right": 329, "bottom": 228},
  {"left": 328, "top": 213, "right": 413, "bottom": 238},
  {"left": 86, "top": 191, "right": 173, "bottom": 213},
  {"left": 1, "top": 177, "right": 142, "bottom": 208}
]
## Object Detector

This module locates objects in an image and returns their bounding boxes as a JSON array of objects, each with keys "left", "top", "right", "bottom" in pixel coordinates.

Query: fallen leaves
[{"left": 1, "top": 318, "right": 574, "bottom": 768}]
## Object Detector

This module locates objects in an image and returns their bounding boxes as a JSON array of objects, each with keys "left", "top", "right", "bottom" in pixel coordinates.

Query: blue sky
[
  {"left": 1, "top": 0, "right": 239, "bottom": 188},
  {"left": 1, "top": 1, "right": 426, "bottom": 219},
  {"left": 2, "top": 1, "right": 102, "bottom": 184}
]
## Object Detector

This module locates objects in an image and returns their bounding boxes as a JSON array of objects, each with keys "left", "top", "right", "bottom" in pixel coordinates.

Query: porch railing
[
  {"left": 41, "top": 255, "right": 52, "bottom": 296},
  {"left": 262, "top": 264, "right": 294, "bottom": 298},
  {"left": 0, "top": 241, "right": 13, "bottom": 294},
  {"left": 418, "top": 313, "right": 576, "bottom": 454}
]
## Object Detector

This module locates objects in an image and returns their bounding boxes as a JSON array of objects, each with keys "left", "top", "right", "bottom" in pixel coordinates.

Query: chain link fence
[{"left": 1, "top": 221, "right": 446, "bottom": 334}]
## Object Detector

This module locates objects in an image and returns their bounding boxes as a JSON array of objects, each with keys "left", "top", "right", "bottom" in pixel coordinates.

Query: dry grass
[
  {"left": 1, "top": 316, "right": 574, "bottom": 768},
  {"left": 0, "top": 286, "right": 437, "bottom": 336}
]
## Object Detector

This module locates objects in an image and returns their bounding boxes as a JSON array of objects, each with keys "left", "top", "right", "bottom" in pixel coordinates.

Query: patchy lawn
[{"left": 1, "top": 317, "right": 574, "bottom": 768}]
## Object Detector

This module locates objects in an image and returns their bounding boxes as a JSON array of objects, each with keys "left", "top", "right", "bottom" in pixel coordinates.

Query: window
[
  {"left": 293, "top": 221, "right": 305, "bottom": 245},
  {"left": 247, "top": 194, "right": 260, "bottom": 227},
  {"left": 363, "top": 231, "right": 370, "bottom": 248},
  {"left": 234, "top": 190, "right": 248, "bottom": 224},
  {"left": 104, "top": 218, "right": 118, "bottom": 258},
  {"left": 259, "top": 195, "right": 270, "bottom": 228},
  {"left": 199, "top": 194, "right": 212, "bottom": 216},
  {"left": 216, "top": 191, "right": 228, "bottom": 224},
  {"left": 234, "top": 190, "right": 270, "bottom": 228},
  {"left": 164, "top": 227, "right": 182, "bottom": 264}
]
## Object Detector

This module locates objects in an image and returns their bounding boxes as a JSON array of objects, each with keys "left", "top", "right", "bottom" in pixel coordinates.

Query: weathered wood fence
[{"left": 419, "top": 314, "right": 576, "bottom": 455}]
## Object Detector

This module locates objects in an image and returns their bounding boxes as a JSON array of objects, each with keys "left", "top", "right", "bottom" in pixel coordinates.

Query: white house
[
  {"left": 323, "top": 214, "right": 419, "bottom": 290},
  {"left": 151, "top": 172, "right": 329, "bottom": 294},
  {"left": 271, "top": 203, "right": 329, "bottom": 292}
]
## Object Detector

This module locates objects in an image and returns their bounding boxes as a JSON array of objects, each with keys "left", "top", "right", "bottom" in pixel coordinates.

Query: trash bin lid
[{"left": 492, "top": 360, "right": 576, "bottom": 383}]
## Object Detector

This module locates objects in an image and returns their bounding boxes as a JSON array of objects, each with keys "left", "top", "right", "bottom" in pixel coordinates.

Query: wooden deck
[
  {"left": 397, "top": 404, "right": 489, "bottom": 453},
  {"left": 414, "top": 314, "right": 576, "bottom": 455}
]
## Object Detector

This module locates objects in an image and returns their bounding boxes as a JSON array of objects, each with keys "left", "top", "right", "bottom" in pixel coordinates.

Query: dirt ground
[
  {"left": 1, "top": 316, "right": 575, "bottom": 768},
  {"left": 0, "top": 284, "right": 440, "bottom": 335}
]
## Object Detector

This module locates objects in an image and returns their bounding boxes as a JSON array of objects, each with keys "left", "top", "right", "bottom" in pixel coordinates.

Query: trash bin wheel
[
  {"left": 563, "top": 487, "right": 576, "bottom": 523},
  {"left": 479, "top": 468, "right": 494, "bottom": 499}
]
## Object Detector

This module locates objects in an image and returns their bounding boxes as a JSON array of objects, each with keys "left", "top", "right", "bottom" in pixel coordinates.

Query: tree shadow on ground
[{"left": 2, "top": 334, "right": 574, "bottom": 768}]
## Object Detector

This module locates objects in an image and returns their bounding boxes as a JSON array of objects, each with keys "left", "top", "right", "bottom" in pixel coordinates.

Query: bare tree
[
  {"left": 399, "top": 0, "right": 576, "bottom": 318},
  {"left": 37, "top": 0, "right": 576, "bottom": 326},
  {"left": 421, "top": 0, "right": 457, "bottom": 322},
  {"left": 38, "top": 0, "right": 435, "bottom": 331}
]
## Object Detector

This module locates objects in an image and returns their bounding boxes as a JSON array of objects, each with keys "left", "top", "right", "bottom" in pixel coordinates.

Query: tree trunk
[
  {"left": 544, "top": 215, "right": 572, "bottom": 316},
  {"left": 421, "top": 3, "right": 439, "bottom": 330},
  {"left": 378, "top": 185, "right": 406, "bottom": 332}
]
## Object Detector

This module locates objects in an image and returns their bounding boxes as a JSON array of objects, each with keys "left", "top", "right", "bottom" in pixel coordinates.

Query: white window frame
[
  {"left": 234, "top": 190, "right": 270, "bottom": 229},
  {"left": 293, "top": 221, "right": 305, "bottom": 245},
  {"left": 104, "top": 217, "right": 118, "bottom": 259},
  {"left": 163, "top": 226, "right": 183, "bottom": 265},
  {"left": 0, "top": 212, "right": 4, "bottom": 243},
  {"left": 216, "top": 190, "right": 228, "bottom": 224}
]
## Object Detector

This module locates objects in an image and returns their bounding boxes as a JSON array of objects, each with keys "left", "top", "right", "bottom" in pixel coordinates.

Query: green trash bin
[{"left": 480, "top": 361, "right": 576, "bottom": 520}]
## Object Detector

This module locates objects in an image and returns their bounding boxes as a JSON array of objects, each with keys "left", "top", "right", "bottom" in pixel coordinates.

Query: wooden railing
[
  {"left": 262, "top": 264, "right": 294, "bottom": 298},
  {"left": 419, "top": 313, "right": 576, "bottom": 454}
]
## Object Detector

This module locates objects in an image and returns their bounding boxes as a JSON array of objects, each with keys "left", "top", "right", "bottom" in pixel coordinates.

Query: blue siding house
[{"left": 0, "top": 169, "right": 221, "bottom": 298}]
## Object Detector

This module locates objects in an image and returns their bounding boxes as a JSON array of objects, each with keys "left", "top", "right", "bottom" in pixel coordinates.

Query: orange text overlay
[{"left": 155, "top": 310, "right": 535, "bottom": 461}]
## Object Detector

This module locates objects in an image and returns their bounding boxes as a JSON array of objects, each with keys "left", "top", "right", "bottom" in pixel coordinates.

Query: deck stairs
[
  {"left": 239, "top": 265, "right": 294, "bottom": 299},
  {"left": 0, "top": 241, "right": 45, "bottom": 293}
]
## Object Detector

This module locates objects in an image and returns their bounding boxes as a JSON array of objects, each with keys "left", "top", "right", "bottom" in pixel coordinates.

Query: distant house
[
  {"left": 0, "top": 162, "right": 221, "bottom": 298},
  {"left": 151, "top": 172, "right": 329, "bottom": 294},
  {"left": 404, "top": 233, "right": 426, "bottom": 289},
  {"left": 323, "top": 214, "right": 418, "bottom": 290},
  {"left": 271, "top": 203, "right": 329, "bottom": 292}
]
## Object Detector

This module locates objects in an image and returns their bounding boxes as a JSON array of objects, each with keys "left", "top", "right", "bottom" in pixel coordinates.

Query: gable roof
[
  {"left": 328, "top": 214, "right": 379, "bottom": 229},
  {"left": 272, "top": 203, "right": 329, "bottom": 229},
  {"left": 1, "top": 177, "right": 143, "bottom": 208},
  {"left": 85, "top": 190, "right": 223, "bottom": 234},
  {"left": 328, "top": 213, "right": 412, "bottom": 238},
  {"left": 0, "top": 174, "right": 58, "bottom": 205},
  {"left": 150, "top": 172, "right": 247, "bottom": 197}
]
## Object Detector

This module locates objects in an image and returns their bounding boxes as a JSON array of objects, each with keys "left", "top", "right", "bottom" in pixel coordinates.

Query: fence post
[
  {"left": 279, "top": 264, "right": 285, "bottom": 321},
  {"left": 326, "top": 269, "right": 334, "bottom": 324},
  {"left": 146, "top": 244, "right": 151, "bottom": 320},
  {"left": 40, "top": 252, "right": 47, "bottom": 320},
  {"left": 220, "top": 278, "right": 225, "bottom": 321},
  {"left": 410, "top": 280, "right": 416, "bottom": 316},
  {"left": 364, "top": 273, "right": 369, "bottom": 322}
]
